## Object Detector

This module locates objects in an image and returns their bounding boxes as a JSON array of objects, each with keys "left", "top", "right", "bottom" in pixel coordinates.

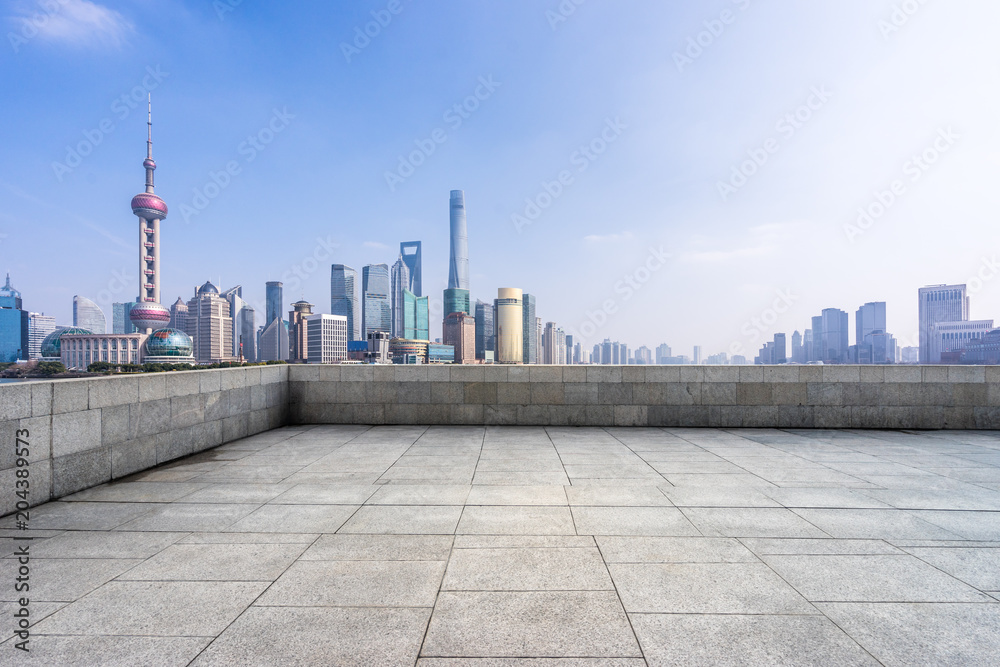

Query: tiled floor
[{"left": 4, "top": 425, "right": 1000, "bottom": 665}]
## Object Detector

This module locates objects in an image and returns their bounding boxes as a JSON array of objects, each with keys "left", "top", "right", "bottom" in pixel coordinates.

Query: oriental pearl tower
[{"left": 129, "top": 96, "right": 172, "bottom": 333}]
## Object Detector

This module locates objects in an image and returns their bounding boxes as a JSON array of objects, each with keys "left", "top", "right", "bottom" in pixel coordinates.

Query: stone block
[
  {"left": 807, "top": 383, "right": 843, "bottom": 406},
  {"left": 112, "top": 436, "right": 157, "bottom": 479},
  {"left": 422, "top": 365, "right": 447, "bottom": 382},
  {"left": 647, "top": 405, "right": 678, "bottom": 426},
  {"left": 614, "top": 405, "right": 647, "bottom": 426},
  {"left": 101, "top": 404, "right": 131, "bottom": 446},
  {"left": 709, "top": 405, "right": 743, "bottom": 428},
  {"left": 813, "top": 406, "right": 851, "bottom": 428},
  {"left": 165, "top": 372, "right": 200, "bottom": 398},
  {"left": 250, "top": 385, "right": 268, "bottom": 412},
  {"left": 245, "top": 367, "right": 262, "bottom": 386},
  {"left": 352, "top": 404, "right": 385, "bottom": 425},
  {"left": 171, "top": 394, "right": 205, "bottom": 429},
  {"left": 397, "top": 382, "right": 433, "bottom": 405},
  {"left": 645, "top": 366, "right": 680, "bottom": 382},
  {"left": 430, "top": 382, "right": 464, "bottom": 405},
  {"left": 973, "top": 407, "right": 1000, "bottom": 429},
  {"left": 884, "top": 366, "right": 922, "bottom": 383},
  {"left": 529, "top": 366, "right": 563, "bottom": 383},
  {"left": 775, "top": 406, "right": 815, "bottom": 428},
  {"left": 137, "top": 374, "right": 167, "bottom": 402},
  {"left": 14, "top": 416, "right": 52, "bottom": 464},
  {"left": 199, "top": 370, "right": 223, "bottom": 393},
  {"left": 664, "top": 383, "right": 701, "bottom": 406},
  {"left": 507, "top": 366, "right": 531, "bottom": 382},
  {"left": 52, "top": 380, "right": 89, "bottom": 414},
  {"left": 450, "top": 404, "right": 484, "bottom": 425},
  {"left": 704, "top": 366, "right": 738, "bottom": 382},
  {"left": 675, "top": 406, "right": 711, "bottom": 427},
  {"left": 497, "top": 383, "right": 532, "bottom": 405},
  {"left": 221, "top": 369, "right": 247, "bottom": 390},
  {"left": 227, "top": 387, "right": 252, "bottom": 416},
  {"left": 31, "top": 382, "right": 52, "bottom": 417},
  {"left": 292, "top": 365, "right": 320, "bottom": 381},
  {"left": 742, "top": 406, "right": 780, "bottom": 428},
  {"left": 562, "top": 366, "right": 587, "bottom": 383},
  {"left": 222, "top": 414, "right": 249, "bottom": 443},
  {"left": 797, "top": 366, "right": 824, "bottom": 382},
  {"left": 450, "top": 366, "right": 484, "bottom": 383},
  {"left": 204, "top": 391, "right": 230, "bottom": 421},
  {"left": 822, "top": 366, "right": 860, "bottom": 382},
  {"left": 952, "top": 383, "right": 987, "bottom": 407},
  {"left": 949, "top": 366, "right": 985, "bottom": 383},
  {"left": 587, "top": 366, "right": 621, "bottom": 383},
  {"left": 679, "top": 367, "right": 704, "bottom": 383},
  {"left": 260, "top": 364, "right": 283, "bottom": 384},
  {"left": 531, "top": 383, "right": 566, "bottom": 405},
  {"left": 516, "top": 405, "right": 550, "bottom": 425},
  {"left": 858, "top": 366, "right": 885, "bottom": 383},
  {"left": 395, "top": 366, "right": 427, "bottom": 382},
  {"left": 598, "top": 383, "right": 632, "bottom": 405},
  {"left": 0, "top": 383, "right": 32, "bottom": 421},
  {"left": 484, "top": 366, "right": 509, "bottom": 383},
  {"left": 464, "top": 382, "right": 497, "bottom": 405},
  {"left": 52, "top": 445, "right": 111, "bottom": 497},
  {"left": 318, "top": 364, "right": 342, "bottom": 382},
  {"left": 943, "top": 407, "right": 975, "bottom": 429},
  {"left": 157, "top": 428, "right": 194, "bottom": 464},
  {"left": 484, "top": 405, "right": 518, "bottom": 425},
  {"left": 759, "top": 367, "right": 792, "bottom": 383},
  {"left": 134, "top": 398, "right": 172, "bottom": 436},
  {"left": 701, "top": 383, "right": 737, "bottom": 406},
  {"left": 921, "top": 366, "right": 949, "bottom": 382},
  {"left": 739, "top": 366, "right": 764, "bottom": 382},
  {"left": 564, "top": 383, "right": 599, "bottom": 405},
  {"left": 52, "top": 410, "right": 102, "bottom": 458},
  {"left": 737, "top": 383, "right": 772, "bottom": 406},
  {"left": 622, "top": 366, "right": 645, "bottom": 383},
  {"left": 337, "top": 382, "right": 365, "bottom": 404},
  {"left": 771, "top": 383, "right": 807, "bottom": 405}
]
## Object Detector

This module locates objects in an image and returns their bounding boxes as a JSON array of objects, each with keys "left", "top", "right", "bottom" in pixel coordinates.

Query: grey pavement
[{"left": 3, "top": 425, "right": 1000, "bottom": 665}]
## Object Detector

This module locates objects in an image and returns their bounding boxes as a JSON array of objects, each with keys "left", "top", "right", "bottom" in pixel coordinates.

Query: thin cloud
[
  {"left": 12, "top": 0, "right": 133, "bottom": 49},
  {"left": 583, "top": 231, "right": 635, "bottom": 243}
]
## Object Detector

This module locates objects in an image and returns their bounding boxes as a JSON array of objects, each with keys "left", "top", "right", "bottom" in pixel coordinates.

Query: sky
[{"left": 2, "top": 0, "right": 1000, "bottom": 359}]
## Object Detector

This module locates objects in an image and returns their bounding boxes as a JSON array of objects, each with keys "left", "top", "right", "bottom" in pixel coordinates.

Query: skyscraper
[
  {"left": 791, "top": 331, "right": 804, "bottom": 363},
  {"left": 856, "top": 302, "right": 887, "bottom": 348},
  {"left": 258, "top": 317, "right": 289, "bottom": 363},
  {"left": 403, "top": 289, "right": 430, "bottom": 341},
  {"left": 27, "top": 313, "right": 55, "bottom": 359},
  {"left": 919, "top": 285, "right": 969, "bottom": 363},
  {"left": 331, "top": 264, "right": 360, "bottom": 341},
  {"left": 391, "top": 255, "right": 410, "bottom": 338},
  {"left": 495, "top": 288, "right": 523, "bottom": 364},
  {"left": 362, "top": 264, "right": 391, "bottom": 340},
  {"left": 128, "top": 97, "right": 171, "bottom": 334},
  {"left": 693, "top": 346, "right": 702, "bottom": 364},
  {"left": 819, "top": 309, "right": 849, "bottom": 364},
  {"left": 772, "top": 334, "right": 787, "bottom": 364},
  {"left": 475, "top": 299, "right": 495, "bottom": 360},
  {"left": 448, "top": 190, "right": 469, "bottom": 290},
  {"left": 222, "top": 286, "right": 256, "bottom": 363},
  {"left": 522, "top": 293, "right": 537, "bottom": 364},
  {"left": 0, "top": 275, "right": 26, "bottom": 362},
  {"left": 73, "top": 296, "right": 107, "bottom": 334},
  {"left": 443, "top": 288, "right": 471, "bottom": 317},
  {"left": 444, "top": 312, "right": 476, "bottom": 363},
  {"left": 306, "top": 314, "right": 348, "bottom": 364},
  {"left": 169, "top": 297, "right": 188, "bottom": 332},
  {"left": 265, "top": 281, "right": 283, "bottom": 326},
  {"left": 288, "top": 300, "right": 313, "bottom": 363},
  {"left": 112, "top": 303, "right": 138, "bottom": 334},
  {"left": 184, "top": 281, "right": 235, "bottom": 363},
  {"left": 400, "top": 241, "right": 422, "bottom": 296}
]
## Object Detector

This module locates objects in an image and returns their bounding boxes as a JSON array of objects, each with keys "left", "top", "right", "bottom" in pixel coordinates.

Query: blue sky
[{"left": 3, "top": 0, "right": 999, "bottom": 358}]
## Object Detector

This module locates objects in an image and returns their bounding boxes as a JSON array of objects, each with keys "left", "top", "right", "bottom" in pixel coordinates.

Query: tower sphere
[
  {"left": 130, "top": 301, "right": 171, "bottom": 331},
  {"left": 131, "top": 193, "right": 168, "bottom": 220}
]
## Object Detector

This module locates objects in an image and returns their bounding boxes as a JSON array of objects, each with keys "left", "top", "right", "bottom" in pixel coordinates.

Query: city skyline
[{"left": 3, "top": 2, "right": 1000, "bottom": 355}]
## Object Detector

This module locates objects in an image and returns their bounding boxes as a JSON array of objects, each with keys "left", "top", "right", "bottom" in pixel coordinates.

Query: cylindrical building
[
  {"left": 448, "top": 190, "right": 469, "bottom": 290},
  {"left": 495, "top": 288, "right": 523, "bottom": 364}
]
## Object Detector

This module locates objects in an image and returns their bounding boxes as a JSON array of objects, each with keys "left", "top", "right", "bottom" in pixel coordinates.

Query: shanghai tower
[{"left": 444, "top": 190, "right": 471, "bottom": 318}]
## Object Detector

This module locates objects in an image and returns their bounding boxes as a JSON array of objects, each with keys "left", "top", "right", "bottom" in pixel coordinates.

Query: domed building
[
  {"left": 39, "top": 327, "right": 91, "bottom": 362},
  {"left": 144, "top": 328, "right": 195, "bottom": 364}
]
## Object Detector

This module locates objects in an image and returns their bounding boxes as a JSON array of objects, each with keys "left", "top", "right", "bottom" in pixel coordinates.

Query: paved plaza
[{"left": 3, "top": 425, "right": 1000, "bottom": 665}]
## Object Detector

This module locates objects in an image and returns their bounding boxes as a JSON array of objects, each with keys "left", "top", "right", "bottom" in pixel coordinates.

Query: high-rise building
[
  {"left": 258, "top": 318, "right": 289, "bottom": 363},
  {"left": 919, "top": 285, "right": 969, "bottom": 363},
  {"left": 306, "top": 313, "right": 348, "bottom": 364},
  {"left": 184, "top": 281, "right": 235, "bottom": 363},
  {"left": 74, "top": 296, "right": 107, "bottom": 334},
  {"left": 772, "top": 333, "right": 787, "bottom": 364},
  {"left": 112, "top": 303, "right": 138, "bottom": 334},
  {"left": 543, "top": 322, "right": 558, "bottom": 364},
  {"left": 0, "top": 275, "right": 27, "bottom": 362},
  {"left": 475, "top": 300, "right": 495, "bottom": 360},
  {"left": 802, "top": 329, "right": 813, "bottom": 363},
  {"left": 536, "top": 318, "right": 542, "bottom": 364},
  {"left": 809, "top": 316, "right": 823, "bottom": 362},
  {"left": 400, "top": 241, "right": 422, "bottom": 296},
  {"left": 448, "top": 190, "right": 470, "bottom": 291},
  {"left": 817, "top": 309, "right": 850, "bottom": 364},
  {"left": 443, "top": 288, "right": 471, "bottom": 318},
  {"left": 27, "top": 313, "right": 56, "bottom": 359},
  {"left": 362, "top": 264, "right": 391, "bottom": 340},
  {"left": 390, "top": 255, "right": 410, "bottom": 338},
  {"left": 636, "top": 345, "right": 652, "bottom": 365},
  {"left": 444, "top": 312, "right": 476, "bottom": 363},
  {"left": 331, "top": 264, "right": 360, "bottom": 341},
  {"left": 565, "top": 334, "right": 574, "bottom": 364},
  {"left": 169, "top": 297, "right": 188, "bottom": 332},
  {"left": 929, "top": 320, "right": 993, "bottom": 363},
  {"left": 222, "top": 286, "right": 256, "bottom": 363},
  {"left": 288, "top": 300, "right": 314, "bottom": 363},
  {"left": 128, "top": 98, "right": 171, "bottom": 335},
  {"left": 791, "top": 331, "right": 804, "bottom": 364},
  {"left": 265, "top": 281, "right": 283, "bottom": 327},
  {"left": 693, "top": 345, "right": 702, "bottom": 364},
  {"left": 495, "top": 288, "right": 523, "bottom": 364},
  {"left": 522, "top": 293, "right": 537, "bottom": 364},
  {"left": 655, "top": 344, "right": 672, "bottom": 365},
  {"left": 856, "top": 302, "right": 887, "bottom": 347},
  {"left": 403, "top": 289, "right": 430, "bottom": 341}
]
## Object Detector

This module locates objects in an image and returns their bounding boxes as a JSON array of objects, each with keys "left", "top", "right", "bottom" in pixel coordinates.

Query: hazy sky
[{"left": 3, "top": 0, "right": 999, "bottom": 358}]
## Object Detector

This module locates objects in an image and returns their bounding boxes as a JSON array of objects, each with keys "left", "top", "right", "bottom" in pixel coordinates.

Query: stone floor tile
[
  {"left": 1, "top": 636, "right": 212, "bottom": 666},
  {"left": 417, "top": 660, "right": 646, "bottom": 666},
  {"left": 0, "top": 558, "right": 142, "bottom": 602},
  {"left": 739, "top": 538, "right": 902, "bottom": 556},
  {"left": 0, "top": 502, "right": 159, "bottom": 531},
  {"left": 366, "top": 484, "right": 472, "bottom": 505},
  {"left": 792, "top": 508, "right": 965, "bottom": 540},
  {"left": 913, "top": 510, "right": 1000, "bottom": 540},
  {"left": 115, "top": 503, "right": 257, "bottom": 532},
  {"left": 608, "top": 562, "right": 815, "bottom": 614},
  {"left": 269, "top": 484, "right": 377, "bottom": 505},
  {"left": 903, "top": 546, "right": 1000, "bottom": 590},
  {"left": 458, "top": 506, "right": 577, "bottom": 535},
  {"left": 454, "top": 535, "right": 595, "bottom": 549},
  {"left": 681, "top": 507, "right": 829, "bottom": 538},
  {"left": 34, "top": 581, "right": 267, "bottom": 636},
  {"left": 227, "top": 504, "right": 358, "bottom": 533},
  {"left": 466, "top": 485, "right": 568, "bottom": 506},
  {"left": 442, "top": 547, "right": 613, "bottom": 591},
  {"left": 191, "top": 606, "right": 430, "bottom": 666},
  {"left": 62, "top": 482, "right": 208, "bottom": 503},
  {"left": 572, "top": 507, "right": 700, "bottom": 537},
  {"left": 118, "top": 542, "right": 307, "bottom": 581},
  {"left": 596, "top": 536, "right": 756, "bottom": 563},
  {"left": 259, "top": 559, "right": 445, "bottom": 607},
  {"left": 6, "top": 530, "right": 186, "bottom": 559},
  {"left": 472, "top": 471, "right": 572, "bottom": 486},
  {"left": 340, "top": 505, "right": 463, "bottom": 534},
  {"left": 174, "top": 483, "right": 291, "bottom": 504},
  {"left": 761, "top": 554, "right": 991, "bottom": 602},
  {"left": 301, "top": 534, "right": 454, "bottom": 561},
  {"left": 565, "top": 486, "right": 672, "bottom": 507},
  {"left": 421, "top": 591, "right": 641, "bottom": 658},
  {"left": 631, "top": 613, "right": 879, "bottom": 667},
  {"left": 818, "top": 602, "right": 1000, "bottom": 666}
]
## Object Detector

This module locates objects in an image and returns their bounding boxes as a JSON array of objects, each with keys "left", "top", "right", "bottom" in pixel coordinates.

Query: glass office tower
[
  {"left": 331, "top": 264, "right": 360, "bottom": 341},
  {"left": 362, "top": 264, "right": 391, "bottom": 340}
]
